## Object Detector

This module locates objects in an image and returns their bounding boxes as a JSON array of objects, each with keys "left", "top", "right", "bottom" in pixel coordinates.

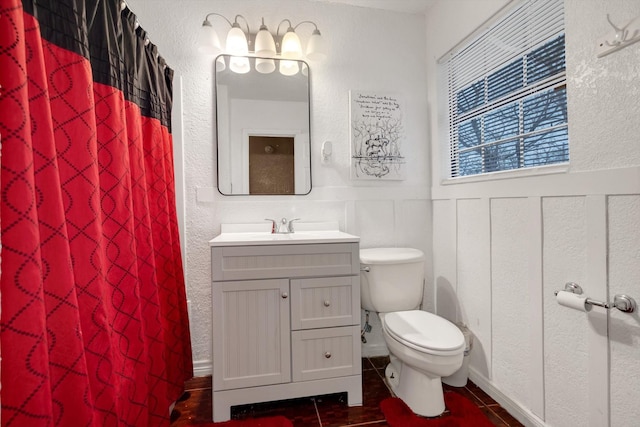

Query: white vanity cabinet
[{"left": 210, "top": 238, "right": 363, "bottom": 422}]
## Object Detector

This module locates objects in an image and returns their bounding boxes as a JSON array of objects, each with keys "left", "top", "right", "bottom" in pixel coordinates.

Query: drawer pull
[
  {"left": 323, "top": 300, "right": 331, "bottom": 307},
  {"left": 281, "top": 292, "right": 289, "bottom": 299},
  {"left": 324, "top": 352, "right": 332, "bottom": 359}
]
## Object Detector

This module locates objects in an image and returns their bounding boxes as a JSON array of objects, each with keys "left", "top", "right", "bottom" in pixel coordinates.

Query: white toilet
[{"left": 360, "top": 248, "right": 465, "bottom": 417}]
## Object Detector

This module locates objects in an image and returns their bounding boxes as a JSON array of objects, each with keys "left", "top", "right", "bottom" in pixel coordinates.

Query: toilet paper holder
[{"left": 554, "top": 282, "right": 637, "bottom": 313}]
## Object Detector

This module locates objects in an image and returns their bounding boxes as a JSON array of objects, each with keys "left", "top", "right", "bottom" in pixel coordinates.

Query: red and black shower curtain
[{"left": 0, "top": 0, "right": 193, "bottom": 426}]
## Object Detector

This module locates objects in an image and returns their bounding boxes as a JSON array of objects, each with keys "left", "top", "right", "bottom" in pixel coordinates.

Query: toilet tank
[{"left": 360, "top": 248, "right": 425, "bottom": 313}]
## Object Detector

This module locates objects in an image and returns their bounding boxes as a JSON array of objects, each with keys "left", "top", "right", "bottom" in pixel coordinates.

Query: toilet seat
[{"left": 383, "top": 310, "right": 465, "bottom": 356}]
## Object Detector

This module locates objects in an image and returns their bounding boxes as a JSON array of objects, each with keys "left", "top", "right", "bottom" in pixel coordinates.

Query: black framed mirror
[{"left": 215, "top": 55, "right": 311, "bottom": 195}]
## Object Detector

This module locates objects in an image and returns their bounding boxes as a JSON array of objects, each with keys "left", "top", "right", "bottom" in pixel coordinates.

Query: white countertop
[{"left": 209, "top": 222, "right": 360, "bottom": 247}]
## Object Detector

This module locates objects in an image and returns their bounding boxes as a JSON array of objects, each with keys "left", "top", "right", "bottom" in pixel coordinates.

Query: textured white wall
[
  {"left": 126, "top": 0, "right": 430, "bottom": 365},
  {"left": 566, "top": 1, "right": 640, "bottom": 171},
  {"left": 427, "top": 0, "right": 640, "bottom": 426}
]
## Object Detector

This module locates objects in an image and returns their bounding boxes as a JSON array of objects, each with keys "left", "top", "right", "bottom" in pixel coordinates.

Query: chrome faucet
[
  {"left": 265, "top": 217, "right": 300, "bottom": 234},
  {"left": 265, "top": 218, "right": 277, "bottom": 234},
  {"left": 287, "top": 218, "right": 300, "bottom": 233}
]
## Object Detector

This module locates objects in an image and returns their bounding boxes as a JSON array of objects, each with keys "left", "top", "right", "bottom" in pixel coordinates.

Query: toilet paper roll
[{"left": 556, "top": 290, "right": 592, "bottom": 312}]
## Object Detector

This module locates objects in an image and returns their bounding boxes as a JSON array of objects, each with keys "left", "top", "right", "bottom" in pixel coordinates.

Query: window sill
[{"left": 440, "top": 163, "right": 569, "bottom": 186}]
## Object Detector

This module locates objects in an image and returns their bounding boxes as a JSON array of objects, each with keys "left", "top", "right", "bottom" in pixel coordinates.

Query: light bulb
[
  {"left": 306, "top": 29, "right": 327, "bottom": 61},
  {"left": 255, "top": 21, "right": 276, "bottom": 57},
  {"left": 226, "top": 24, "right": 248, "bottom": 55},
  {"left": 281, "top": 28, "right": 302, "bottom": 59},
  {"left": 198, "top": 21, "right": 222, "bottom": 55}
]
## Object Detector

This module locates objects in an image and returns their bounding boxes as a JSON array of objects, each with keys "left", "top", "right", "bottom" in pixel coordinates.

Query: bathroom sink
[{"left": 209, "top": 222, "right": 359, "bottom": 246}]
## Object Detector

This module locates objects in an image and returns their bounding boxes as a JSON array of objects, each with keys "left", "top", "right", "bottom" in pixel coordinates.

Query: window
[{"left": 443, "top": 0, "right": 568, "bottom": 178}]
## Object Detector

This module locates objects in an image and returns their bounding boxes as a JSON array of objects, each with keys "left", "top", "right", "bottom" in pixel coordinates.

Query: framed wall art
[{"left": 349, "top": 90, "right": 405, "bottom": 180}]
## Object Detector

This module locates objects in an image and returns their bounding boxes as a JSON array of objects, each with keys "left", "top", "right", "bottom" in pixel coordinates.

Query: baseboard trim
[
  {"left": 361, "top": 343, "right": 388, "bottom": 358},
  {"left": 193, "top": 359, "right": 212, "bottom": 377},
  {"left": 469, "top": 368, "right": 547, "bottom": 427}
]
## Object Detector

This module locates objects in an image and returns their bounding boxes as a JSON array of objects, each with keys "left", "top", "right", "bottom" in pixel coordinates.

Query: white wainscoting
[{"left": 432, "top": 166, "right": 640, "bottom": 427}]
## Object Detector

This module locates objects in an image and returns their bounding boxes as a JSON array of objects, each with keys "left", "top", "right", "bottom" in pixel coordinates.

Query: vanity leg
[
  {"left": 212, "top": 393, "right": 231, "bottom": 422},
  {"left": 346, "top": 376, "right": 363, "bottom": 407}
]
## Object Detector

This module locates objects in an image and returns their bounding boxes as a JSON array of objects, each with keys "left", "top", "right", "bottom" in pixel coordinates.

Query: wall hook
[
  {"left": 597, "top": 14, "right": 640, "bottom": 57},
  {"left": 605, "top": 14, "right": 627, "bottom": 46}
]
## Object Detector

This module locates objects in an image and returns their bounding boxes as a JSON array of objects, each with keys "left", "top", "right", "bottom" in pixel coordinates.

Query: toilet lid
[{"left": 383, "top": 310, "right": 465, "bottom": 355}]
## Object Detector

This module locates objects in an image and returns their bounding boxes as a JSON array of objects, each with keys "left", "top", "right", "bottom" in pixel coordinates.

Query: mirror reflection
[{"left": 215, "top": 55, "right": 311, "bottom": 195}]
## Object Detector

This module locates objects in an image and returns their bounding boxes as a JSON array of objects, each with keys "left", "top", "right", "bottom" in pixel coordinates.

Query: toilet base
[{"left": 385, "top": 361, "right": 445, "bottom": 417}]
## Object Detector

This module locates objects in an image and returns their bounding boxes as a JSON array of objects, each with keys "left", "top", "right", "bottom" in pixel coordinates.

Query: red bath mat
[
  {"left": 190, "top": 415, "right": 292, "bottom": 427},
  {"left": 381, "top": 391, "right": 494, "bottom": 427}
]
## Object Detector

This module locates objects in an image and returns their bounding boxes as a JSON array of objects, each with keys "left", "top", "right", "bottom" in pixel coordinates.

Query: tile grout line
[
  {"left": 367, "top": 357, "right": 396, "bottom": 396},
  {"left": 464, "top": 386, "right": 490, "bottom": 408},
  {"left": 364, "top": 357, "right": 378, "bottom": 370},
  {"left": 312, "top": 397, "right": 323, "bottom": 427},
  {"left": 339, "top": 420, "right": 388, "bottom": 426},
  {"left": 183, "top": 386, "right": 211, "bottom": 392},
  {"left": 375, "top": 369, "right": 395, "bottom": 396},
  {"left": 462, "top": 386, "right": 514, "bottom": 426},
  {"left": 485, "top": 405, "right": 513, "bottom": 427}
]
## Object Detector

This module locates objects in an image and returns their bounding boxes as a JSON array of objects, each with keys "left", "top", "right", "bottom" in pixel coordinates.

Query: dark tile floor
[{"left": 170, "top": 356, "right": 524, "bottom": 426}]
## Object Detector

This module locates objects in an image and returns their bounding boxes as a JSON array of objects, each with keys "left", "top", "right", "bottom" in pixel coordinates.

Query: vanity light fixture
[{"left": 198, "top": 13, "right": 327, "bottom": 74}]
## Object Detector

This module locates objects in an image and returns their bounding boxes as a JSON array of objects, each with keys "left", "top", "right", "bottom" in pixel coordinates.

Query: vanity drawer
[
  {"left": 291, "top": 326, "right": 361, "bottom": 382},
  {"left": 211, "top": 243, "right": 359, "bottom": 281},
  {"left": 290, "top": 276, "right": 360, "bottom": 330}
]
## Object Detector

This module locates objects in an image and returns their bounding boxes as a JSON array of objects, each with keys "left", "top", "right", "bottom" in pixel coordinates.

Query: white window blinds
[{"left": 444, "top": 0, "right": 568, "bottom": 178}]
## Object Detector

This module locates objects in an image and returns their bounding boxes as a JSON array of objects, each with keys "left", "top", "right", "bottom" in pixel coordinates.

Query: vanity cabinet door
[{"left": 212, "top": 279, "right": 291, "bottom": 391}]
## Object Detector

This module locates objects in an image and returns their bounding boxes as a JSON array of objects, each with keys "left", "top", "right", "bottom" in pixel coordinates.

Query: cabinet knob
[
  {"left": 323, "top": 300, "right": 331, "bottom": 307},
  {"left": 281, "top": 292, "right": 288, "bottom": 299},
  {"left": 324, "top": 352, "right": 331, "bottom": 359}
]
